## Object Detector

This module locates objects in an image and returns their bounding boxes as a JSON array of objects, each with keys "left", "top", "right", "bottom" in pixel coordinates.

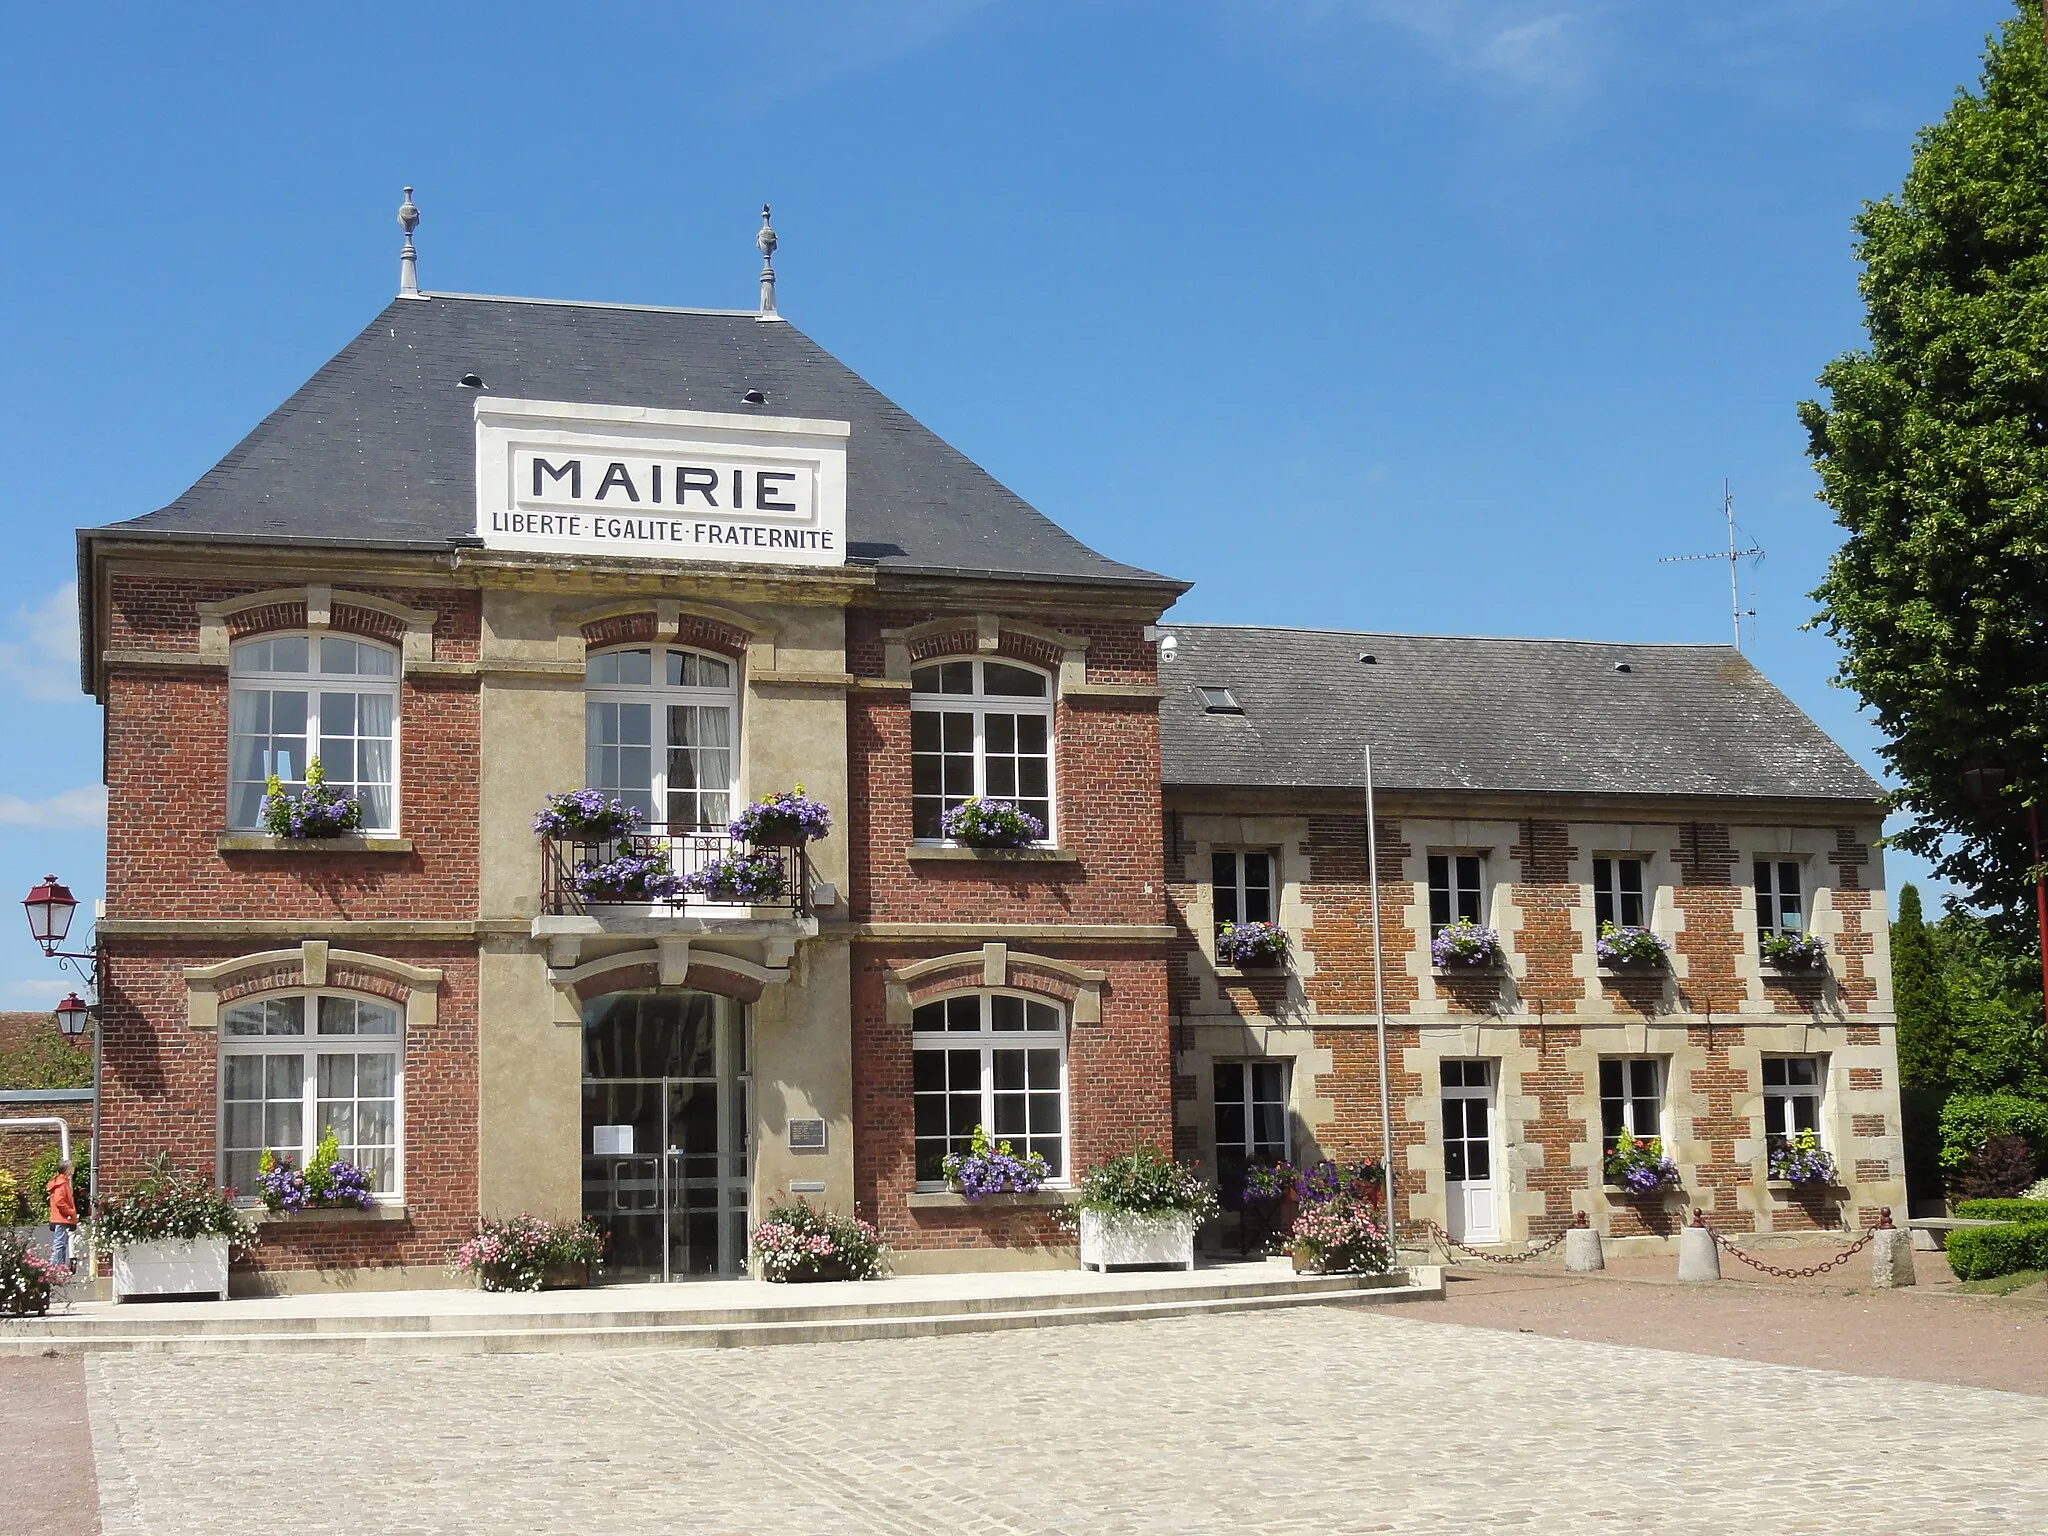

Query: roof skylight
[{"left": 1197, "top": 686, "right": 1243, "bottom": 714}]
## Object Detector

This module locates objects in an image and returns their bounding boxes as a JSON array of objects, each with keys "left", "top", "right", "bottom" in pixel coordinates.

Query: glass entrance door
[{"left": 582, "top": 991, "right": 751, "bottom": 1280}]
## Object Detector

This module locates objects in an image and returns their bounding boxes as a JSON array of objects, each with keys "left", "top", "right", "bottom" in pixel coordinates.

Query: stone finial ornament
[
  {"left": 756, "top": 203, "right": 781, "bottom": 321},
  {"left": 398, "top": 186, "right": 422, "bottom": 298}
]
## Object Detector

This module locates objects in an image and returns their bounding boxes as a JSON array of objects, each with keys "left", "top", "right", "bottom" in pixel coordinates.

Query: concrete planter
[
  {"left": 113, "top": 1236, "right": 230, "bottom": 1301},
  {"left": 1078, "top": 1208, "right": 1198, "bottom": 1271}
]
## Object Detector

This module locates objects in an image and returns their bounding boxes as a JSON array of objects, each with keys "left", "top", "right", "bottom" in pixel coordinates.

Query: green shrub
[
  {"left": 1953, "top": 1198, "right": 2048, "bottom": 1222},
  {"left": 1937, "top": 1092, "right": 2048, "bottom": 1169},
  {"left": 1943, "top": 1219, "right": 2048, "bottom": 1281}
]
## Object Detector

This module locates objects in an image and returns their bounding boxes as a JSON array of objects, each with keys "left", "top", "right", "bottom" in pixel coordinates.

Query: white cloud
[
  {"left": 6, "top": 978, "right": 72, "bottom": 1002},
  {"left": 0, "top": 582, "right": 83, "bottom": 703},
  {"left": 1249, "top": 1, "right": 1605, "bottom": 98},
  {"left": 0, "top": 785, "right": 107, "bottom": 828}
]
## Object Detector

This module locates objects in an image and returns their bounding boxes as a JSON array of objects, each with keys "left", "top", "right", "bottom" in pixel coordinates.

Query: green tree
[
  {"left": 1802, "top": 0, "right": 2048, "bottom": 938},
  {"left": 1893, "top": 884, "right": 1950, "bottom": 1089},
  {"left": 1934, "top": 907, "right": 2047, "bottom": 1097}
]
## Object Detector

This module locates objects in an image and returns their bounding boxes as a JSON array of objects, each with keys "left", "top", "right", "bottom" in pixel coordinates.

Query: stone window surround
[
  {"left": 197, "top": 586, "right": 440, "bottom": 672},
  {"left": 878, "top": 615, "right": 1090, "bottom": 697},
  {"left": 1176, "top": 816, "right": 1314, "bottom": 1008},
  {"left": 545, "top": 936, "right": 796, "bottom": 1011},
  {"left": 884, "top": 945, "right": 1106, "bottom": 1028},
  {"left": 181, "top": 942, "right": 443, "bottom": 1033},
  {"left": 1173, "top": 1021, "right": 1334, "bottom": 1185}
]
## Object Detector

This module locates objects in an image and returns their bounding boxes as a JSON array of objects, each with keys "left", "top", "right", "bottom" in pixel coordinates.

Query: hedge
[
  {"left": 1943, "top": 1219, "right": 2048, "bottom": 1281},
  {"left": 1954, "top": 1198, "right": 2048, "bottom": 1223}
]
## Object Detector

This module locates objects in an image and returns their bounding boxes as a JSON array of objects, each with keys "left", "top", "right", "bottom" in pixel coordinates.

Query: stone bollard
[
  {"left": 1870, "top": 1208, "right": 1915, "bottom": 1289},
  {"left": 1677, "top": 1208, "right": 1721, "bottom": 1284},
  {"left": 1564, "top": 1212, "right": 1604, "bottom": 1272}
]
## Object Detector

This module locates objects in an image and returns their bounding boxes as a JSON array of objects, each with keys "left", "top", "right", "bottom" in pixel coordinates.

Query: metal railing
[{"left": 542, "top": 830, "right": 811, "bottom": 919}]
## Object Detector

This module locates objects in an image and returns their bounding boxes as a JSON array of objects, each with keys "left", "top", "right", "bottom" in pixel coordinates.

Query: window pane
[
  {"left": 912, "top": 1002, "right": 946, "bottom": 1033},
  {"left": 1025, "top": 1001, "right": 1059, "bottom": 1032},
  {"left": 983, "top": 663, "right": 1048, "bottom": 698},
  {"left": 1761, "top": 1058, "right": 1787, "bottom": 1087},
  {"left": 1599, "top": 1059, "right": 1621, "bottom": 1097},
  {"left": 946, "top": 996, "right": 981, "bottom": 1032},
  {"left": 910, "top": 665, "right": 942, "bottom": 692},
  {"left": 990, "top": 995, "right": 1025, "bottom": 1031},
  {"left": 1785, "top": 1058, "right": 1818, "bottom": 1087}
]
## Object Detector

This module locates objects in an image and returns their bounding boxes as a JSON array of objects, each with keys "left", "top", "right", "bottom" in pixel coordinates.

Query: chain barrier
[
  {"left": 1423, "top": 1219, "right": 1574, "bottom": 1265},
  {"left": 1694, "top": 1210, "right": 1877, "bottom": 1280}
]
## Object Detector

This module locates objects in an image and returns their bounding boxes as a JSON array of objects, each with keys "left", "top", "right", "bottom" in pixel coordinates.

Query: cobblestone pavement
[{"left": 81, "top": 1306, "right": 2048, "bottom": 1535}]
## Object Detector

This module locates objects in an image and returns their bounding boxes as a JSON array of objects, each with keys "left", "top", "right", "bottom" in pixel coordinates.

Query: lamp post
[
  {"left": 1957, "top": 766, "right": 2048, "bottom": 1054},
  {"left": 21, "top": 874, "right": 101, "bottom": 1202}
]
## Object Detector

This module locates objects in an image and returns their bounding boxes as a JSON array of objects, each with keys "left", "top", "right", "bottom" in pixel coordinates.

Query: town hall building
[{"left": 75, "top": 202, "right": 1904, "bottom": 1290}]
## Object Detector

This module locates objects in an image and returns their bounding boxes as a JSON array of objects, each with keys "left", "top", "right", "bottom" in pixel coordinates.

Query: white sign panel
[{"left": 475, "top": 397, "right": 849, "bottom": 567}]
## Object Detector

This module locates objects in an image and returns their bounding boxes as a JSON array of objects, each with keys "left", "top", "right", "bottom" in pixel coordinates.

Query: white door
[{"left": 1441, "top": 1059, "right": 1500, "bottom": 1243}]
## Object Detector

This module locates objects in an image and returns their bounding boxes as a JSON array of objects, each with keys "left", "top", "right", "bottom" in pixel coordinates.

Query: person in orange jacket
[{"left": 46, "top": 1159, "right": 78, "bottom": 1273}]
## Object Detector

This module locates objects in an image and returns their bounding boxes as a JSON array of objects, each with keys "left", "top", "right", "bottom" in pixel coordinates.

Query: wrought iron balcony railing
[{"left": 541, "top": 829, "right": 811, "bottom": 919}]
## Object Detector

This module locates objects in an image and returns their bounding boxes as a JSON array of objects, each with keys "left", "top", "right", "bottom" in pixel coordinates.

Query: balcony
[{"left": 541, "top": 830, "right": 813, "bottom": 920}]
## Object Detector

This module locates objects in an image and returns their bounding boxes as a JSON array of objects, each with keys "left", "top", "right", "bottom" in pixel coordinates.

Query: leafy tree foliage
[
  {"left": 1893, "top": 885, "right": 1949, "bottom": 1089},
  {"left": 0, "top": 1016, "right": 92, "bottom": 1091},
  {"left": 1802, "top": 1, "right": 2048, "bottom": 933}
]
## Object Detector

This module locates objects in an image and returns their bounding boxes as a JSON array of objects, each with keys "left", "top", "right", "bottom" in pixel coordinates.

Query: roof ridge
[
  {"left": 1161, "top": 622, "right": 1741, "bottom": 652},
  {"left": 421, "top": 291, "right": 762, "bottom": 319}
]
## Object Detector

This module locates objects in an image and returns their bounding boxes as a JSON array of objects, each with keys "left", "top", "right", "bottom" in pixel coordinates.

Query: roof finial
[
  {"left": 397, "top": 187, "right": 422, "bottom": 299},
  {"left": 755, "top": 203, "right": 782, "bottom": 322}
]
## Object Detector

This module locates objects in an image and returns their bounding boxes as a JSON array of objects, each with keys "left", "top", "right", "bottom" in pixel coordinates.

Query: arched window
[
  {"left": 585, "top": 645, "right": 738, "bottom": 831},
  {"left": 229, "top": 634, "right": 399, "bottom": 832},
  {"left": 909, "top": 658, "right": 1053, "bottom": 842},
  {"left": 911, "top": 990, "right": 1067, "bottom": 1186},
  {"left": 219, "top": 991, "right": 404, "bottom": 1199}
]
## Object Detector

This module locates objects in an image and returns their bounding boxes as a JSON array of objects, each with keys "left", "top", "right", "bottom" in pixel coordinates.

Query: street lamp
[
  {"left": 22, "top": 874, "right": 79, "bottom": 953},
  {"left": 54, "top": 992, "right": 92, "bottom": 1040}
]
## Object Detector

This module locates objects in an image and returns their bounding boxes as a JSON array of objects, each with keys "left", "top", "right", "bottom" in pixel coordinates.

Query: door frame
[{"left": 1440, "top": 1058, "right": 1501, "bottom": 1245}]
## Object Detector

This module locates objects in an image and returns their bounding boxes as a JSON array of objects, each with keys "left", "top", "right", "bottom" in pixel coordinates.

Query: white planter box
[
  {"left": 1078, "top": 1208, "right": 1198, "bottom": 1271},
  {"left": 113, "top": 1236, "right": 230, "bottom": 1301}
]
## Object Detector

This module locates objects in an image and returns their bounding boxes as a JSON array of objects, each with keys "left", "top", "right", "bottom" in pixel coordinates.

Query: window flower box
[
  {"left": 941, "top": 1124, "right": 1049, "bottom": 1198},
  {"left": 1218, "top": 921, "right": 1290, "bottom": 969},
  {"left": 259, "top": 758, "right": 363, "bottom": 840},
  {"left": 570, "top": 850, "right": 684, "bottom": 903},
  {"left": 1431, "top": 918, "right": 1503, "bottom": 972},
  {"left": 940, "top": 796, "right": 1043, "bottom": 850},
  {"left": 1760, "top": 933, "right": 1828, "bottom": 973},
  {"left": 1603, "top": 1131, "right": 1683, "bottom": 1194},
  {"left": 1597, "top": 922, "right": 1668, "bottom": 972},
  {"left": 1767, "top": 1130, "right": 1839, "bottom": 1186},
  {"left": 532, "top": 789, "right": 643, "bottom": 843},
  {"left": 681, "top": 849, "right": 788, "bottom": 905},
  {"left": 730, "top": 785, "right": 833, "bottom": 848}
]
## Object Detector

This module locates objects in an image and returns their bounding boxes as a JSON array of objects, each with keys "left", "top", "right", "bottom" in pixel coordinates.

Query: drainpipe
[
  {"left": 1364, "top": 745, "right": 1397, "bottom": 1244},
  {"left": 0, "top": 1117, "right": 71, "bottom": 1163}
]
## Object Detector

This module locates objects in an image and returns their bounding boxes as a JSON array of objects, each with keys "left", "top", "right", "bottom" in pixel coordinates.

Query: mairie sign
[{"left": 474, "top": 398, "right": 849, "bottom": 566}]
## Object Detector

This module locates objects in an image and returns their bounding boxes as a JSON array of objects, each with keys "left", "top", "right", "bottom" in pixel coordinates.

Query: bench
[{"left": 1907, "top": 1216, "right": 2005, "bottom": 1252}]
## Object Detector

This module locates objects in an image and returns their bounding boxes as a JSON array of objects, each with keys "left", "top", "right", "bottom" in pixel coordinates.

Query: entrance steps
[{"left": 0, "top": 1261, "right": 1442, "bottom": 1357}]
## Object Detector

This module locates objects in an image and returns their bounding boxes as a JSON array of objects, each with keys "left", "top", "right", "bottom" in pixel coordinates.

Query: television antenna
[{"left": 1659, "top": 480, "right": 1765, "bottom": 651}]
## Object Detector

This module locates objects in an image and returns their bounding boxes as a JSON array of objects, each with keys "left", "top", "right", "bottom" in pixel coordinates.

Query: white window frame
[
  {"left": 584, "top": 644, "right": 741, "bottom": 832},
  {"left": 909, "top": 658, "right": 1056, "bottom": 844},
  {"left": 1598, "top": 1056, "right": 1663, "bottom": 1155},
  {"left": 228, "top": 633, "right": 401, "bottom": 834},
  {"left": 1592, "top": 856, "right": 1647, "bottom": 930},
  {"left": 1754, "top": 858, "right": 1807, "bottom": 941},
  {"left": 1762, "top": 1055, "right": 1825, "bottom": 1152},
  {"left": 910, "top": 990, "right": 1068, "bottom": 1189},
  {"left": 1213, "top": 1058, "right": 1291, "bottom": 1169},
  {"left": 1211, "top": 849, "right": 1277, "bottom": 936},
  {"left": 218, "top": 990, "right": 406, "bottom": 1204},
  {"left": 1427, "top": 852, "right": 1486, "bottom": 936}
]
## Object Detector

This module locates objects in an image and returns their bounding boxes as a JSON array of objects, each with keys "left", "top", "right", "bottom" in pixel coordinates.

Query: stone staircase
[{"left": 0, "top": 1265, "right": 1442, "bottom": 1357}]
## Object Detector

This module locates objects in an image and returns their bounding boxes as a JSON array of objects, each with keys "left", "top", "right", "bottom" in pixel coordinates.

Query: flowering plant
[
  {"left": 1078, "top": 1145, "right": 1220, "bottom": 1222},
  {"left": 940, "top": 797, "right": 1044, "bottom": 848},
  {"left": 92, "top": 1153, "right": 258, "bottom": 1254},
  {"left": 0, "top": 1234, "right": 65, "bottom": 1317},
  {"left": 1760, "top": 932, "right": 1828, "bottom": 970},
  {"left": 682, "top": 849, "right": 788, "bottom": 904},
  {"left": 1597, "top": 922, "right": 1668, "bottom": 969},
  {"left": 1431, "top": 919, "right": 1502, "bottom": 969},
  {"left": 256, "top": 1129, "right": 375, "bottom": 1213},
  {"left": 1217, "top": 921, "right": 1290, "bottom": 967},
  {"left": 1604, "top": 1129, "right": 1682, "bottom": 1194},
  {"left": 1295, "top": 1158, "right": 1385, "bottom": 1205},
  {"left": 941, "top": 1124, "right": 1049, "bottom": 1198},
  {"left": 453, "top": 1215, "right": 605, "bottom": 1292},
  {"left": 571, "top": 849, "right": 683, "bottom": 902},
  {"left": 1290, "top": 1201, "right": 1393, "bottom": 1274},
  {"left": 1769, "top": 1128, "right": 1840, "bottom": 1186},
  {"left": 532, "top": 789, "right": 643, "bottom": 841},
  {"left": 1239, "top": 1161, "right": 1300, "bottom": 1202},
  {"left": 729, "top": 784, "right": 833, "bottom": 845},
  {"left": 751, "top": 1199, "right": 885, "bottom": 1282},
  {"left": 260, "top": 757, "right": 362, "bottom": 839}
]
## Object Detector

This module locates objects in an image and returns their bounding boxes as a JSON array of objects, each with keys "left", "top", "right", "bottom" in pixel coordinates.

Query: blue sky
[{"left": 0, "top": 0, "right": 2018, "bottom": 1002}]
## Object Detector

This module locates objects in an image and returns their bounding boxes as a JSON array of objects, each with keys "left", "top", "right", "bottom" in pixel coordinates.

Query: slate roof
[
  {"left": 90, "top": 293, "right": 1179, "bottom": 589},
  {"left": 1159, "top": 625, "right": 1882, "bottom": 803}
]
